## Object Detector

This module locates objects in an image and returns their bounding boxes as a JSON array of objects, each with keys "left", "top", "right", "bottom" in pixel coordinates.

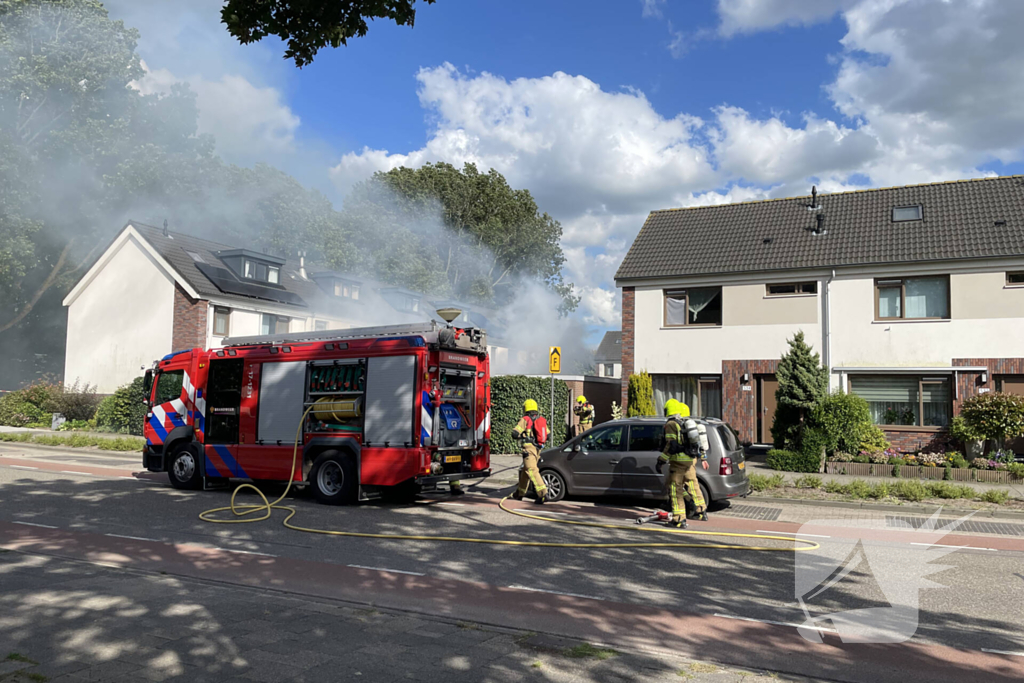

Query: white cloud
[
  {"left": 133, "top": 64, "right": 301, "bottom": 165},
  {"left": 641, "top": 0, "right": 665, "bottom": 19},
  {"left": 717, "top": 0, "right": 853, "bottom": 35}
]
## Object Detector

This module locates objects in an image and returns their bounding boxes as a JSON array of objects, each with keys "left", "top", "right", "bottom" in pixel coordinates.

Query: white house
[
  {"left": 63, "top": 222, "right": 506, "bottom": 392},
  {"left": 615, "top": 176, "right": 1024, "bottom": 451},
  {"left": 594, "top": 331, "right": 622, "bottom": 379}
]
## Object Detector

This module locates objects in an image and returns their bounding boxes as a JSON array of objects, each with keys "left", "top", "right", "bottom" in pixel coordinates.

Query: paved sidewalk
[{"left": 0, "top": 550, "right": 812, "bottom": 683}]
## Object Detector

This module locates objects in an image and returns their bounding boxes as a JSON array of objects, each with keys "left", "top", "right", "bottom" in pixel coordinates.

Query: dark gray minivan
[{"left": 536, "top": 416, "right": 750, "bottom": 504}]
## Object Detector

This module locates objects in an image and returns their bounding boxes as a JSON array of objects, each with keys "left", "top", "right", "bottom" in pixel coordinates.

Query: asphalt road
[{"left": 2, "top": 444, "right": 1024, "bottom": 681}]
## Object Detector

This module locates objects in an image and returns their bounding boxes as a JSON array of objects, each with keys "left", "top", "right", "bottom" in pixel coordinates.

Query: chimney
[
  {"left": 298, "top": 250, "right": 307, "bottom": 279},
  {"left": 162, "top": 219, "right": 169, "bottom": 237}
]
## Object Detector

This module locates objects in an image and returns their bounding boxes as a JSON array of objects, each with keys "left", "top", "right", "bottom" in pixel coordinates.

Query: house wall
[
  {"left": 64, "top": 234, "right": 175, "bottom": 393},
  {"left": 597, "top": 362, "right": 622, "bottom": 378},
  {"left": 172, "top": 285, "right": 208, "bottom": 352}
]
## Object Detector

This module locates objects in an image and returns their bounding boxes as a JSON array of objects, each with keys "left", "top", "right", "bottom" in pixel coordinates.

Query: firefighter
[
  {"left": 573, "top": 395, "right": 595, "bottom": 436},
  {"left": 449, "top": 479, "right": 464, "bottom": 496},
  {"left": 511, "top": 399, "right": 549, "bottom": 504},
  {"left": 657, "top": 399, "right": 709, "bottom": 527}
]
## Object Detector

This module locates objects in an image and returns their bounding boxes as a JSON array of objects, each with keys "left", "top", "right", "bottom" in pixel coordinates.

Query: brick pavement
[{"left": 0, "top": 550, "right": 817, "bottom": 683}]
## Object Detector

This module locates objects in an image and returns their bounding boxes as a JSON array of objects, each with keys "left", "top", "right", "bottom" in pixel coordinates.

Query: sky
[{"left": 102, "top": 0, "right": 1024, "bottom": 346}]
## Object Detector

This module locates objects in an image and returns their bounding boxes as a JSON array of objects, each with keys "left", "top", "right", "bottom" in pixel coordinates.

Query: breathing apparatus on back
[{"left": 663, "top": 399, "right": 709, "bottom": 457}]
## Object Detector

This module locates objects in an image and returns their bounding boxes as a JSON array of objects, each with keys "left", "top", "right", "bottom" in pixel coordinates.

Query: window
[
  {"left": 652, "top": 375, "right": 722, "bottom": 419},
  {"left": 256, "top": 262, "right": 268, "bottom": 281},
  {"left": 260, "top": 314, "right": 290, "bottom": 335},
  {"left": 314, "top": 320, "right": 328, "bottom": 331},
  {"left": 268, "top": 266, "right": 280, "bottom": 284},
  {"left": 603, "top": 363, "right": 614, "bottom": 377},
  {"left": 766, "top": 281, "right": 817, "bottom": 296},
  {"left": 580, "top": 425, "right": 625, "bottom": 452},
  {"left": 892, "top": 205, "right": 923, "bottom": 222},
  {"left": 243, "top": 259, "right": 279, "bottom": 284},
  {"left": 849, "top": 376, "right": 951, "bottom": 427},
  {"left": 664, "top": 287, "right": 722, "bottom": 327},
  {"left": 186, "top": 251, "right": 205, "bottom": 263},
  {"left": 351, "top": 285, "right": 360, "bottom": 300},
  {"left": 212, "top": 307, "right": 230, "bottom": 337},
  {"left": 1007, "top": 272, "right": 1024, "bottom": 285},
  {"left": 404, "top": 297, "right": 419, "bottom": 312},
  {"left": 153, "top": 370, "right": 184, "bottom": 406},
  {"left": 243, "top": 259, "right": 255, "bottom": 278},
  {"left": 875, "top": 276, "right": 949, "bottom": 320},
  {"left": 628, "top": 424, "right": 662, "bottom": 452},
  {"left": 717, "top": 425, "right": 739, "bottom": 452},
  {"left": 333, "top": 281, "right": 360, "bottom": 298}
]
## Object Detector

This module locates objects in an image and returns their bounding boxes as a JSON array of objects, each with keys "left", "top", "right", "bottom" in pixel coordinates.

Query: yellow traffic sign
[{"left": 549, "top": 346, "right": 561, "bottom": 374}]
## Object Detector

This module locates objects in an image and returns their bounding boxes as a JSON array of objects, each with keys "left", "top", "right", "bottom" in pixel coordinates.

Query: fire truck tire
[
  {"left": 309, "top": 451, "right": 357, "bottom": 505},
  {"left": 167, "top": 444, "right": 202, "bottom": 490}
]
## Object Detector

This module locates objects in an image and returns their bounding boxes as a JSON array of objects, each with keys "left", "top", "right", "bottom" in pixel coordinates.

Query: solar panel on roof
[{"left": 195, "top": 263, "right": 306, "bottom": 307}]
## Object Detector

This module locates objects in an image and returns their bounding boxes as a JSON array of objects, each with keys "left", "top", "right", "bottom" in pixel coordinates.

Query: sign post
[{"left": 549, "top": 347, "right": 561, "bottom": 444}]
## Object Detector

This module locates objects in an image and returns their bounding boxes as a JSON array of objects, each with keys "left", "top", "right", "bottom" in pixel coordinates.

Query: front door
[
  {"left": 758, "top": 375, "right": 779, "bottom": 445},
  {"left": 567, "top": 424, "right": 626, "bottom": 494},
  {"left": 998, "top": 376, "right": 1024, "bottom": 456},
  {"left": 203, "top": 358, "right": 246, "bottom": 479}
]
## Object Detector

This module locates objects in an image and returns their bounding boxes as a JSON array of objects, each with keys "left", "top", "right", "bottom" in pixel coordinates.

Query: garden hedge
[
  {"left": 766, "top": 448, "right": 822, "bottom": 473},
  {"left": 490, "top": 375, "right": 569, "bottom": 455},
  {"left": 94, "top": 376, "right": 149, "bottom": 435}
]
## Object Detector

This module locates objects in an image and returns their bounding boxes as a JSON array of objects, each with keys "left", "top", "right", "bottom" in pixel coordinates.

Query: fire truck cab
[{"left": 142, "top": 321, "right": 491, "bottom": 504}]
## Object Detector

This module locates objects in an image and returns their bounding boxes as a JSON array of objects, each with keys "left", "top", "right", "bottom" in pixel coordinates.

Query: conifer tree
[{"left": 772, "top": 331, "right": 828, "bottom": 449}]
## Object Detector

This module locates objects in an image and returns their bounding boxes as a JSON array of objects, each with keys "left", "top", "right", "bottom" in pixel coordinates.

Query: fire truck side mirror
[{"left": 143, "top": 370, "right": 153, "bottom": 401}]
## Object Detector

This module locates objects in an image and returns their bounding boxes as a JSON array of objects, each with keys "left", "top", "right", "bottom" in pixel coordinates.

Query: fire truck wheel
[
  {"left": 168, "top": 445, "right": 202, "bottom": 490},
  {"left": 310, "top": 452, "right": 357, "bottom": 505}
]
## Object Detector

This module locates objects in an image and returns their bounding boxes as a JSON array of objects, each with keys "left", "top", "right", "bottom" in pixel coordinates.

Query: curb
[{"left": 749, "top": 494, "right": 1024, "bottom": 519}]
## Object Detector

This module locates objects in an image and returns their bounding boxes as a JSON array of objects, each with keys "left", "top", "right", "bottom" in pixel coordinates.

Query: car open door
[{"left": 567, "top": 424, "right": 626, "bottom": 495}]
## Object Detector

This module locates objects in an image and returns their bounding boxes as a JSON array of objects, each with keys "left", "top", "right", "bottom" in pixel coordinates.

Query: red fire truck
[{"left": 142, "top": 321, "right": 491, "bottom": 504}]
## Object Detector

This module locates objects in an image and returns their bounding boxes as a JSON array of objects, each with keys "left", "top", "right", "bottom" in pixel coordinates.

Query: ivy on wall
[{"left": 490, "top": 376, "right": 569, "bottom": 455}]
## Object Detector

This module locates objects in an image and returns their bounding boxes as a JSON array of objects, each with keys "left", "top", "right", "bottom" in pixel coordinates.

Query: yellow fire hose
[{"left": 199, "top": 406, "right": 818, "bottom": 552}]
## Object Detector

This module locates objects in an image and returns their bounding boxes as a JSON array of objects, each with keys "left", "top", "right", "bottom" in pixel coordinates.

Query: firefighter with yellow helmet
[
  {"left": 511, "top": 398, "right": 549, "bottom": 503},
  {"left": 573, "top": 395, "right": 595, "bottom": 436},
  {"left": 658, "top": 399, "right": 709, "bottom": 527}
]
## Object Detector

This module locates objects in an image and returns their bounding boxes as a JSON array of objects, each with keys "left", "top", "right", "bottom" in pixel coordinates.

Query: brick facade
[
  {"left": 172, "top": 283, "right": 208, "bottom": 352},
  {"left": 722, "top": 359, "right": 779, "bottom": 445},
  {"left": 620, "top": 287, "right": 635, "bottom": 411},
  {"left": 882, "top": 428, "right": 950, "bottom": 453}
]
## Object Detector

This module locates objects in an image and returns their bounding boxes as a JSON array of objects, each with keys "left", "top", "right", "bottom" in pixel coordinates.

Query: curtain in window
[
  {"left": 688, "top": 287, "right": 721, "bottom": 325},
  {"left": 700, "top": 380, "right": 722, "bottom": 418},
  {"left": 878, "top": 286, "right": 901, "bottom": 318},
  {"left": 905, "top": 277, "right": 947, "bottom": 318},
  {"left": 653, "top": 375, "right": 698, "bottom": 416},
  {"left": 921, "top": 380, "right": 951, "bottom": 426},
  {"left": 665, "top": 295, "right": 687, "bottom": 326},
  {"left": 849, "top": 376, "right": 919, "bottom": 425},
  {"left": 260, "top": 314, "right": 271, "bottom": 335}
]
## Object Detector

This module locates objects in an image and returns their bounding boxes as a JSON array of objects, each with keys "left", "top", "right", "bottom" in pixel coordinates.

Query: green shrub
[
  {"left": 947, "top": 452, "right": 968, "bottom": 469},
  {"left": 94, "top": 377, "right": 148, "bottom": 435},
  {"left": 626, "top": 371, "right": 655, "bottom": 417},
  {"left": 1008, "top": 463, "right": 1024, "bottom": 479},
  {"left": 771, "top": 331, "right": 828, "bottom": 451},
  {"left": 852, "top": 454, "right": 870, "bottom": 463},
  {"left": 980, "top": 489, "right": 1010, "bottom": 504},
  {"left": 858, "top": 426, "right": 890, "bottom": 453},
  {"left": 794, "top": 474, "right": 823, "bottom": 489},
  {"left": 0, "top": 432, "right": 143, "bottom": 451},
  {"left": 800, "top": 426, "right": 828, "bottom": 467},
  {"left": 54, "top": 380, "right": 101, "bottom": 421},
  {"left": 892, "top": 480, "right": 927, "bottom": 502},
  {"left": 925, "top": 482, "right": 972, "bottom": 499},
  {"left": 949, "top": 416, "right": 982, "bottom": 445},
  {"left": 56, "top": 419, "right": 90, "bottom": 431},
  {"left": 830, "top": 451, "right": 854, "bottom": 462},
  {"left": 490, "top": 376, "right": 569, "bottom": 454},
  {"left": 811, "top": 391, "right": 872, "bottom": 455},
  {"left": 748, "top": 473, "right": 785, "bottom": 492},
  {"left": 0, "top": 393, "right": 48, "bottom": 427},
  {"left": 887, "top": 456, "right": 905, "bottom": 466},
  {"left": 766, "top": 448, "right": 821, "bottom": 472},
  {"left": 844, "top": 480, "right": 871, "bottom": 498},
  {"left": 824, "top": 480, "right": 845, "bottom": 493},
  {"left": 869, "top": 482, "right": 892, "bottom": 499},
  {"left": 960, "top": 393, "right": 1024, "bottom": 442}
]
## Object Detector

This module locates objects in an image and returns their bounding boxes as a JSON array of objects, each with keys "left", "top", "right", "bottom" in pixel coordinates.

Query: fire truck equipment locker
[
  {"left": 363, "top": 355, "right": 417, "bottom": 447},
  {"left": 258, "top": 361, "right": 306, "bottom": 443}
]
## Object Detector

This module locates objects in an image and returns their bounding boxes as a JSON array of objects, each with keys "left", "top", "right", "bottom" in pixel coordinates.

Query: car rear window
[
  {"left": 628, "top": 424, "right": 662, "bottom": 451},
  {"left": 717, "top": 425, "right": 739, "bottom": 452}
]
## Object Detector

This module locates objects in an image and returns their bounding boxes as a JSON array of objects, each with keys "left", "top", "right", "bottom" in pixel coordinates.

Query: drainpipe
[{"left": 823, "top": 269, "right": 835, "bottom": 389}]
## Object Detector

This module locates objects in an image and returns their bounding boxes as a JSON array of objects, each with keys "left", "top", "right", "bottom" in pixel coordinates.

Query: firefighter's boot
[
  {"left": 511, "top": 490, "right": 524, "bottom": 501},
  {"left": 450, "top": 481, "right": 465, "bottom": 496},
  {"left": 669, "top": 517, "right": 688, "bottom": 529}
]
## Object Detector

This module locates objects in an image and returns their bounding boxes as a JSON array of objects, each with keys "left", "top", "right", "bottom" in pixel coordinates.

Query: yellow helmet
[
  {"left": 577, "top": 395, "right": 587, "bottom": 403},
  {"left": 663, "top": 399, "right": 679, "bottom": 417},
  {"left": 665, "top": 399, "right": 690, "bottom": 418},
  {"left": 523, "top": 398, "right": 538, "bottom": 412}
]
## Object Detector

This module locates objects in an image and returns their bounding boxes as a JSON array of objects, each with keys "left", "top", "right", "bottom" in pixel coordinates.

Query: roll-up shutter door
[
  {"left": 258, "top": 361, "right": 306, "bottom": 444},
  {"left": 364, "top": 355, "right": 417, "bottom": 447}
]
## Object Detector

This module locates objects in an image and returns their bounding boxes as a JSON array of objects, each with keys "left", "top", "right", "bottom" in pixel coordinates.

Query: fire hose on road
[{"left": 198, "top": 406, "right": 818, "bottom": 553}]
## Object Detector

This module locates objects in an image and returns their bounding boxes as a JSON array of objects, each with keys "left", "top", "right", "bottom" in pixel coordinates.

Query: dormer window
[
  {"left": 333, "top": 281, "right": 360, "bottom": 299},
  {"left": 403, "top": 296, "right": 419, "bottom": 313},
  {"left": 243, "top": 259, "right": 280, "bottom": 284},
  {"left": 892, "top": 205, "right": 923, "bottom": 222}
]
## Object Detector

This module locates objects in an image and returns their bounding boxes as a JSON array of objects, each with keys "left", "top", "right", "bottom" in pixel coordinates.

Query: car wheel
[
  {"left": 540, "top": 469, "right": 566, "bottom": 502},
  {"left": 168, "top": 445, "right": 202, "bottom": 490},
  {"left": 699, "top": 480, "right": 712, "bottom": 508},
  {"left": 309, "top": 452, "right": 357, "bottom": 505}
]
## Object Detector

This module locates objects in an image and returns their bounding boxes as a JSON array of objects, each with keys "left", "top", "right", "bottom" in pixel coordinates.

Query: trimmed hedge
[
  {"left": 94, "top": 377, "right": 148, "bottom": 435},
  {"left": 627, "top": 371, "right": 655, "bottom": 417},
  {"left": 766, "top": 448, "right": 822, "bottom": 473},
  {"left": 490, "top": 376, "right": 569, "bottom": 455}
]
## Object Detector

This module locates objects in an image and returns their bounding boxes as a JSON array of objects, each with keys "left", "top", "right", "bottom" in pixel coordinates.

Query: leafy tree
[
  {"left": 221, "top": 0, "right": 436, "bottom": 68},
  {"left": 959, "top": 392, "right": 1024, "bottom": 447},
  {"left": 627, "top": 371, "right": 655, "bottom": 417},
  {"left": 772, "top": 331, "right": 828, "bottom": 450},
  {"left": 810, "top": 391, "right": 873, "bottom": 455}
]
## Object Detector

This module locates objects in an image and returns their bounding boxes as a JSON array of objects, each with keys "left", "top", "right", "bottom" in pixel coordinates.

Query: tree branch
[{"left": 0, "top": 241, "right": 74, "bottom": 335}]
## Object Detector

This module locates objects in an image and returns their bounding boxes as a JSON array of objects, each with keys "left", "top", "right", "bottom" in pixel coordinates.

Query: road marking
[
  {"left": 713, "top": 613, "right": 839, "bottom": 633},
  {"left": 106, "top": 533, "right": 157, "bottom": 542},
  {"left": 910, "top": 542, "right": 996, "bottom": 551},
  {"left": 12, "top": 521, "right": 57, "bottom": 529},
  {"left": 436, "top": 502, "right": 466, "bottom": 507},
  {"left": 757, "top": 530, "right": 831, "bottom": 538},
  {"left": 348, "top": 564, "right": 424, "bottom": 576},
  {"left": 507, "top": 585, "right": 605, "bottom": 601},
  {"left": 221, "top": 548, "right": 276, "bottom": 557},
  {"left": 60, "top": 470, "right": 93, "bottom": 476},
  {"left": 10, "top": 465, "right": 38, "bottom": 470},
  {"left": 981, "top": 648, "right": 1024, "bottom": 657}
]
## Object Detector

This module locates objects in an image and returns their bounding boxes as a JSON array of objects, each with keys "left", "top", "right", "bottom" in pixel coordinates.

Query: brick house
[
  {"left": 615, "top": 176, "right": 1024, "bottom": 451},
  {"left": 62, "top": 222, "right": 505, "bottom": 393}
]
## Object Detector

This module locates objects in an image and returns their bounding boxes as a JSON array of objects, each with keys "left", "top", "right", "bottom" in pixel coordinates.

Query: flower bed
[{"left": 824, "top": 460, "right": 1021, "bottom": 483}]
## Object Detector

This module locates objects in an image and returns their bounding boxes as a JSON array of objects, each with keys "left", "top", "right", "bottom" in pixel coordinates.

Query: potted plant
[
  {"left": 950, "top": 415, "right": 985, "bottom": 460},
  {"left": 959, "top": 393, "right": 1024, "bottom": 454}
]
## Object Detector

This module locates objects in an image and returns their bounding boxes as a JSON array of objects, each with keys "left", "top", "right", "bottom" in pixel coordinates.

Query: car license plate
[
  {"left": 738, "top": 461, "right": 745, "bottom": 470},
  {"left": 445, "top": 455, "right": 462, "bottom": 463}
]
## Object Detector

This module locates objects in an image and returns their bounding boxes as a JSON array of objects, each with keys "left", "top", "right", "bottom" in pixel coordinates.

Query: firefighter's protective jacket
[
  {"left": 659, "top": 417, "right": 704, "bottom": 464},
  {"left": 513, "top": 411, "right": 543, "bottom": 447},
  {"left": 574, "top": 402, "right": 595, "bottom": 425}
]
